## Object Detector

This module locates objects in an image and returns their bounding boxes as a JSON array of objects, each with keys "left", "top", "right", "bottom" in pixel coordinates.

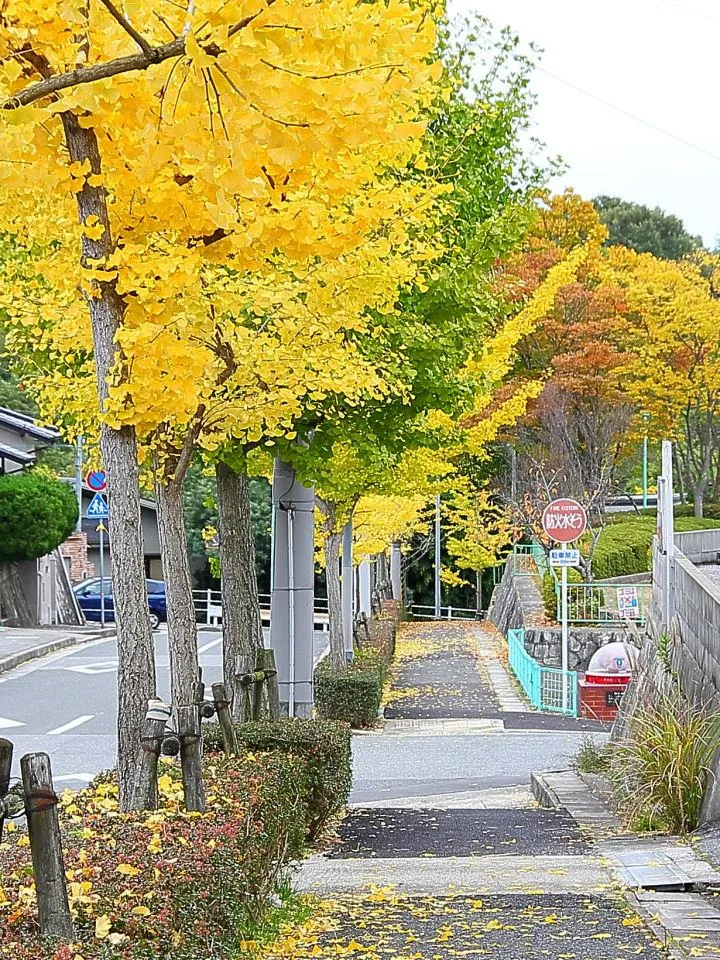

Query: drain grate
[{"left": 612, "top": 851, "right": 695, "bottom": 891}]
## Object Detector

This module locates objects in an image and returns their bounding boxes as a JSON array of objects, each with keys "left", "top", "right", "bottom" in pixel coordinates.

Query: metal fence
[
  {"left": 512, "top": 543, "right": 548, "bottom": 577},
  {"left": 192, "top": 590, "right": 329, "bottom": 631},
  {"left": 410, "top": 604, "right": 478, "bottom": 621},
  {"left": 507, "top": 628, "right": 578, "bottom": 716}
]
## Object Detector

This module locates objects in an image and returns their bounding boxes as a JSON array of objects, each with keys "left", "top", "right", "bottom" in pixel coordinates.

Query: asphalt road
[{"left": 0, "top": 627, "right": 329, "bottom": 789}]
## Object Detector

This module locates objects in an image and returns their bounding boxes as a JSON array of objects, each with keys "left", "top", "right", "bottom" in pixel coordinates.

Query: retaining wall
[{"left": 489, "top": 556, "right": 630, "bottom": 672}]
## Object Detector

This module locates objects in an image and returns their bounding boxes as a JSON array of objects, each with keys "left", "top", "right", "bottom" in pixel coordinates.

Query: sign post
[
  {"left": 543, "top": 499, "right": 587, "bottom": 712},
  {"left": 85, "top": 494, "right": 109, "bottom": 629}
]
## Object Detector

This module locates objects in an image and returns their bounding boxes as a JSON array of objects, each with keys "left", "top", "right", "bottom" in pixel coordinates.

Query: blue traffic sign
[
  {"left": 86, "top": 493, "right": 109, "bottom": 520},
  {"left": 86, "top": 469, "right": 107, "bottom": 492}
]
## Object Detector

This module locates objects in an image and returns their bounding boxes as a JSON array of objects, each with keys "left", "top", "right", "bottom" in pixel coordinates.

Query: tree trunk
[
  {"left": 216, "top": 460, "right": 264, "bottom": 719},
  {"left": 324, "top": 531, "right": 344, "bottom": 671},
  {"left": 476, "top": 570, "right": 482, "bottom": 617},
  {"left": 694, "top": 484, "right": 705, "bottom": 520},
  {"left": 155, "top": 476, "right": 199, "bottom": 709},
  {"left": 0, "top": 563, "right": 34, "bottom": 626},
  {"left": 60, "top": 113, "right": 155, "bottom": 810}
]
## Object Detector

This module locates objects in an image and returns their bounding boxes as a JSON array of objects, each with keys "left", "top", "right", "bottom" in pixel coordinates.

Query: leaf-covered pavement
[
  {"left": 328, "top": 807, "right": 589, "bottom": 858},
  {"left": 265, "top": 892, "right": 666, "bottom": 959}
]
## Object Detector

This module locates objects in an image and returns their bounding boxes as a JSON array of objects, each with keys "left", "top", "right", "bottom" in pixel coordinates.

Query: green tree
[
  {"left": 594, "top": 195, "right": 701, "bottom": 260},
  {"left": 0, "top": 470, "right": 78, "bottom": 562}
]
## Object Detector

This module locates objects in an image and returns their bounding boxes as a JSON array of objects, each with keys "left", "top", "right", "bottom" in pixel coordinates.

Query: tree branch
[
  {"left": 97, "top": 0, "right": 156, "bottom": 58},
  {"left": 2, "top": 2, "right": 276, "bottom": 109}
]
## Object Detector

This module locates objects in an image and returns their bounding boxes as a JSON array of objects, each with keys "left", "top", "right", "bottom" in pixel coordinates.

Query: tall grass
[{"left": 610, "top": 690, "right": 720, "bottom": 834}]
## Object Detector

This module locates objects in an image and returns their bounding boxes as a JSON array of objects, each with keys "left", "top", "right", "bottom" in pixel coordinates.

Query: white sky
[{"left": 448, "top": 0, "right": 720, "bottom": 246}]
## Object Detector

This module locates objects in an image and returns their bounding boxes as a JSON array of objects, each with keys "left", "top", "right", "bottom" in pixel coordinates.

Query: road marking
[
  {"left": 63, "top": 659, "right": 118, "bottom": 675},
  {"left": 0, "top": 716, "right": 24, "bottom": 729},
  {"left": 54, "top": 773, "right": 94, "bottom": 784},
  {"left": 198, "top": 637, "right": 222, "bottom": 655},
  {"left": 47, "top": 715, "right": 95, "bottom": 735}
]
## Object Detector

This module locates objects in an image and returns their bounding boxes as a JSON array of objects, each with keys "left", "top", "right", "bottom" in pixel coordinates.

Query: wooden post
[
  {"left": 211, "top": 682, "right": 238, "bottom": 755},
  {"left": 133, "top": 700, "right": 170, "bottom": 811},
  {"left": 176, "top": 705, "right": 206, "bottom": 812},
  {"left": 20, "top": 752, "right": 73, "bottom": 939},
  {"left": 0, "top": 737, "right": 12, "bottom": 844},
  {"left": 260, "top": 648, "right": 281, "bottom": 720},
  {"left": 251, "top": 658, "right": 264, "bottom": 721}
]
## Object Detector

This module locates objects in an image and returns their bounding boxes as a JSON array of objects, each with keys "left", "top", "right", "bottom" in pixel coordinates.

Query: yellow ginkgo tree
[{"left": 0, "top": 0, "right": 440, "bottom": 807}]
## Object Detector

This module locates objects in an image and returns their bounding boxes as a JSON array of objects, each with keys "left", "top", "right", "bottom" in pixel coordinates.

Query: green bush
[
  {"left": 609, "top": 688, "right": 720, "bottom": 834},
  {"left": 204, "top": 717, "right": 351, "bottom": 841},
  {"left": 315, "top": 659, "right": 383, "bottom": 729},
  {"left": 0, "top": 469, "right": 78, "bottom": 562}
]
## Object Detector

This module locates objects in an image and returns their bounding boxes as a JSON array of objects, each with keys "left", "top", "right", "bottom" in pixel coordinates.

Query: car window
[
  {"left": 146, "top": 580, "right": 165, "bottom": 594},
  {"left": 81, "top": 580, "right": 111, "bottom": 596}
]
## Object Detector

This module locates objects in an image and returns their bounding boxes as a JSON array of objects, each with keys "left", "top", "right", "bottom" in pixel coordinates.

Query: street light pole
[
  {"left": 434, "top": 495, "right": 441, "bottom": 618},
  {"left": 642, "top": 435, "right": 648, "bottom": 510}
]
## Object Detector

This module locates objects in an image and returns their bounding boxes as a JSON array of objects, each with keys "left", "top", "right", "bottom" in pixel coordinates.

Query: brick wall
[{"left": 61, "top": 532, "right": 94, "bottom": 584}]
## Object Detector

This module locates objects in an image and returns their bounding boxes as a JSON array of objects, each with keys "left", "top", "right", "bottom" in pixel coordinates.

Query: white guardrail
[
  {"left": 192, "top": 590, "right": 330, "bottom": 631},
  {"left": 410, "top": 604, "right": 478, "bottom": 621}
]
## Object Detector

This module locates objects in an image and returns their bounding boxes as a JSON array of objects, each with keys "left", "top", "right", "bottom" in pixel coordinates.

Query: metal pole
[
  {"left": 561, "top": 564, "right": 568, "bottom": 712},
  {"left": 434, "top": 495, "right": 441, "bottom": 618},
  {"left": 342, "top": 521, "right": 354, "bottom": 663},
  {"left": 99, "top": 524, "right": 106, "bottom": 628},
  {"left": 74, "top": 436, "right": 83, "bottom": 532},
  {"left": 642, "top": 434, "right": 648, "bottom": 510},
  {"left": 287, "top": 508, "right": 295, "bottom": 718},
  {"left": 390, "top": 541, "right": 401, "bottom": 602}
]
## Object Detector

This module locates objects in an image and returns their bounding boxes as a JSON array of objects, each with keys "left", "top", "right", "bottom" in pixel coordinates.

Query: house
[{"left": 0, "top": 407, "right": 60, "bottom": 474}]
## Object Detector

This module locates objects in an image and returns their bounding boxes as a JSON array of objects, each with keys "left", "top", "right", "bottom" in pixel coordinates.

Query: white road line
[
  {"left": 198, "top": 637, "right": 222, "bottom": 655},
  {"left": 47, "top": 715, "right": 95, "bottom": 735},
  {"left": 0, "top": 716, "right": 25, "bottom": 729}
]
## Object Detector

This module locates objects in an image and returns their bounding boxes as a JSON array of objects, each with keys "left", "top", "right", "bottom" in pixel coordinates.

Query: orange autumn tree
[
  {"left": 500, "top": 191, "right": 634, "bottom": 511},
  {"left": 0, "top": 0, "right": 440, "bottom": 807}
]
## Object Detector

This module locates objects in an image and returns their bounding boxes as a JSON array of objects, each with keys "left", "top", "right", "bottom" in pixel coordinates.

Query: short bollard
[{"left": 21, "top": 752, "right": 73, "bottom": 939}]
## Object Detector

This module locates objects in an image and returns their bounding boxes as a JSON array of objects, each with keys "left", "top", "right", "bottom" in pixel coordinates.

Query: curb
[
  {"left": 0, "top": 630, "right": 115, "bottom": 676},
  {"left": 530, "top": 770, "right": 562, "bottom": 810}
]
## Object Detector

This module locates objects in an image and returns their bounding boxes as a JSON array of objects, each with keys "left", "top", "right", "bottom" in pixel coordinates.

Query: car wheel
[{"left": 149, "top": 611, "right": 161, "bottom": 631}]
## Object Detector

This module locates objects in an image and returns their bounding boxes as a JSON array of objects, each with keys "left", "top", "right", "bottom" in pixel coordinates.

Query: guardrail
[
  {"left": 559, "top": 582, "right": 652, "bottom": 625},
  {"left": 192, "top": 590, "right": 329, "bottom": 631},
  {"left": 507, "top": 628, "right": 578, "bottom": 716},
  {"left": 512, "top": 543, "right": 548, "bottom": 578},
  {"left": 410, "top": 604, "right": 478, "bottom": 621}
]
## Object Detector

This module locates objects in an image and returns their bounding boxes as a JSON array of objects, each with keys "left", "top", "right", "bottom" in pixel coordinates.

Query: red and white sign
[{"left": 542, "top": 498, "right": 587, "bottom": 543}]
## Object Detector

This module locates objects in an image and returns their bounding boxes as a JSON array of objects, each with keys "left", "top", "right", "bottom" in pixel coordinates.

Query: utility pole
[
  {"left": 270, "top": 459, "right": 315, "bottom": 717},
  {"left": 74, "top": 436, "right": 83, "bottom": 532},
  {"left": 434, "top": 495, "right": 441, "bottom": 618},
  {"left": 342, "top": 520, "right": 354, "bottom": 663},
  {"left": 390, "top": 541, "right": 401, "bottom": 603}
]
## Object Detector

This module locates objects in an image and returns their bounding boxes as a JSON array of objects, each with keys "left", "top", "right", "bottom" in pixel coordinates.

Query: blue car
[{"left": 73, "top": 578, "right": 167, "bottom": 630}]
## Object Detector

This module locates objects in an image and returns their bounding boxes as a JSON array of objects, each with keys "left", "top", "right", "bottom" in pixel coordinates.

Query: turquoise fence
[
  {"left": 512, "top": 543, "right": 548, "bottom": 577},
  {"left": 507, "top": 628, "right": 578, "bottom": 716}
]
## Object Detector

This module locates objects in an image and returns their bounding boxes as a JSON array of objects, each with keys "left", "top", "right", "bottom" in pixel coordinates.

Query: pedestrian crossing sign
[{"left": 86, "top": 492, "right": 109, "bottom": 520}]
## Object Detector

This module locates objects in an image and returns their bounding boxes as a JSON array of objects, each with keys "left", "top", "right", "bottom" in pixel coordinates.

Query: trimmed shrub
[
  {"left": 315, "top": 659, "right": 383, "bottom": 729},
  {"left": 0, "top": 752, "right": 307, "bottom": 960},
  {"left": 0, "top": 469, "right": 78, "bottom": 562},
  {"left": 593, "top": 515, "right": 720, "bottom": 580},
  {"left": 204, "top": 717, "right": 351, "bottom": 841}
]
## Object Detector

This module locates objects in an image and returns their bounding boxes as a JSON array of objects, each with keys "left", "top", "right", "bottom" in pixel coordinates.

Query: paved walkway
[
  {"left": 274, "top": 621, "right": 720, "bottom": 960},
  {"left": 0, "top": 625, "right": 111, "bottom": 676}
]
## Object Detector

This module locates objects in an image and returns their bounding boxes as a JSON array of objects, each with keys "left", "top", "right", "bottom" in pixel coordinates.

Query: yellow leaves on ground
[{"left": 94, "top": 914, "right": 112, "bottom": 939}]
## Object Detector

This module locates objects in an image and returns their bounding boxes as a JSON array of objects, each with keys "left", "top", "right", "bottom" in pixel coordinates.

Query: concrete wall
[
  {"left": 615, "top": 528, "right": 720, "bottom": 823},
  {"left": 489, "top": 556, "right": 632, "bottom": 672}
]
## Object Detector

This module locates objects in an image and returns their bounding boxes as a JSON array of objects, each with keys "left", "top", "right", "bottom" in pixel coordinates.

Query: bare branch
[
  {"left": 98, "top": 0, "right": 155, "bottom": 58},
  {"left": 259, "top": 58, "right": 401, "bottom": 81}
]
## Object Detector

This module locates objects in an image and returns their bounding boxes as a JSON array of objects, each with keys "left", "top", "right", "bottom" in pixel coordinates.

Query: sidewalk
[
  {"left": 272, "top": 621, "right": 720, "bottom": 960},
  {"left": 0, "top": 626, "right": 113, "bottom": 676}
]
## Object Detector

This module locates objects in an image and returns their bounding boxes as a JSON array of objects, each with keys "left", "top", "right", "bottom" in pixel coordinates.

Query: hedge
[
  {"left": 593, "top": 515, "right": 720, "bottom": 579},
  {"left": 314, "top": 659, "right": 383, "bottom": 729},
  {"left": 203, "top": 717, "right": 352, "bottom": 841},
  {"left": 0, "top": 753, "right": 307, "bottom": 960}
]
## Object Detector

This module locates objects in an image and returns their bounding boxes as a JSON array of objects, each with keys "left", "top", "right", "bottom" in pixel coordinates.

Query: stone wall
[
  {"left": 60, "top": 532, "right": 94, "bottom": 584},
  {"left": 613, "top": 529, "right": 720, "bottom": 823},
  {"left": 489, "top": 556, "right": 631, "bottom": 672}
]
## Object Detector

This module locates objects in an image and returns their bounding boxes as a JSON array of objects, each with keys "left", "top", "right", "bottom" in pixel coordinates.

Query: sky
[{"left": 448, "top": 0, "right": 720, "bottom": 246}]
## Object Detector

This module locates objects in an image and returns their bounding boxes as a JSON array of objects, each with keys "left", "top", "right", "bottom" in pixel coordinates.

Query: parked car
[{"left": 73, "top": 577, "right": 167, "bottom": 630}]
